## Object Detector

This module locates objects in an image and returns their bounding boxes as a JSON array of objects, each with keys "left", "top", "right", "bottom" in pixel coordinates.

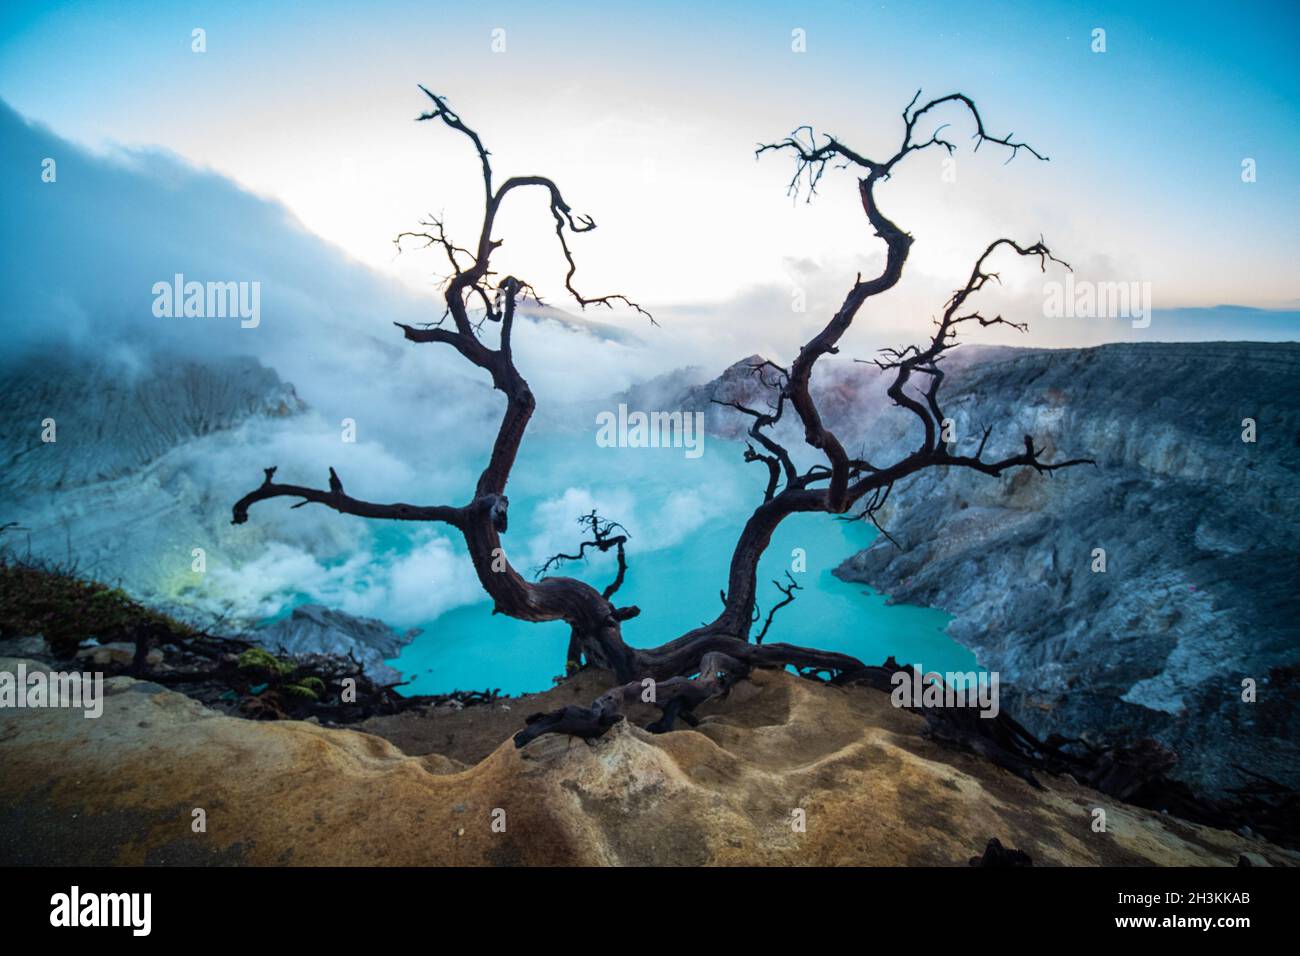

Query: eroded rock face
[
  {"left": 831, "top": 342, "right": 1300, "bottom": 798},
  {"left": 0, "top": 657, "right": 1291, "bottom": 866},
  {"left": 251, "top": 605, "right": 418, "bottom": 685},
  {"left": 0, "top": 354, "right": 303, "bottom": 491},
  {"left": 620, "top": 346, "right": 1001, "bottom": 448}
]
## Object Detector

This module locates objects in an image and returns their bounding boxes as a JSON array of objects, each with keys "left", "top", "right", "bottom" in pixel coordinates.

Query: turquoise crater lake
[{"left": 370, "top": 430, "right": 976, "bottom": 696}]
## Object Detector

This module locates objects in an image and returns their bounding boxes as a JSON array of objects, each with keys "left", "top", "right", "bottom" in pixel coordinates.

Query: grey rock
[
  {"left": 251, "top": 604, "right": 420, "bottom": 686},
  {"left": 824, "top": 341, "right": 1300, "bottom": 797}
]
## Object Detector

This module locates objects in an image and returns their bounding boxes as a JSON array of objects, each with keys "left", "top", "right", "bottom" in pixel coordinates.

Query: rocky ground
[{"left": 2, "top": 655, "right": 1292, "bottom": 866}]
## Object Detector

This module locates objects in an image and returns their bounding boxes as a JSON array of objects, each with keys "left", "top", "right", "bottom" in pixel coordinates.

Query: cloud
[
  {"left": 202, "top": 530, "right": 483, "bottom": 628},
  {"left": 521, "top": 478, "right": 741, "bottom": 577},
  {"left": 0, "top": 97, "right": 681, "bottom": 421},
  {"left": 0, "top": 97, "right": 740, "bottom": 633}
]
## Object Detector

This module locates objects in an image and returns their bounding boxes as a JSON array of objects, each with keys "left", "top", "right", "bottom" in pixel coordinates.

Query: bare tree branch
[
  {"left": 536, "top": 510, "right": 632, "bottom": 601},
  {"left": 755, "top": 572, "right": 803, "bottom": 644},
  {"left": 233, "top": 89, "right": 1095, "bottom": 753},
  {"left": 232, "top": 467, "right": 464, "bottom": 527},
  {"left": 691, "top": 93, "right": 1091, "bottom": 649}
]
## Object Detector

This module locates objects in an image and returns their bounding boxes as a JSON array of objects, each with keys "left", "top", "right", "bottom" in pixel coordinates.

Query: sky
[{"left": 1, "top": 0, "right": 1298, "bottom": 357}]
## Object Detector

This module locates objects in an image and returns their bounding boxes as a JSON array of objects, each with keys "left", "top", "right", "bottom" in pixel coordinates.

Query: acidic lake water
[{"left": 360, "top": 430, "right": 976, "bottom": 697}]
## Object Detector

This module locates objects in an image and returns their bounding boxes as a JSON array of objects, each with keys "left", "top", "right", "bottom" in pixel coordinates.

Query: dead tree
[{"left": 233, "top": 87, "right": 1092, "bottom": 743}]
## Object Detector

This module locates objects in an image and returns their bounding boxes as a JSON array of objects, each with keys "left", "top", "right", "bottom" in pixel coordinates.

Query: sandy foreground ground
[{"left": 0, "top": 656, "right": 1293, "bottom": 866}]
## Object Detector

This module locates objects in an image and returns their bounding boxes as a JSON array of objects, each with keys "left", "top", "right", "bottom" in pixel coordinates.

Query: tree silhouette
[{"left": 234, "top": 87, "right": 1091, "bottom": 745}]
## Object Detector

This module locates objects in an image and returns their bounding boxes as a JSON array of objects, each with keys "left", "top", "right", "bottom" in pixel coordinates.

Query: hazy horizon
[{"left": 3, "top": 0, "right": 1298, "bottom": 377}]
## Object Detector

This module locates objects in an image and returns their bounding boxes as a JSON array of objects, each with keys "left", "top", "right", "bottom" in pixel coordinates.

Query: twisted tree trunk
[{"left": 233, "top": 87, "right": 1093, "bottom": 742}]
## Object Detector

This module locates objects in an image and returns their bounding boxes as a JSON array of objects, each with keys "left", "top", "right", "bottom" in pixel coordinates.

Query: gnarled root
[{"left": 513, "top": 651, "right": 747, "bottom": 747}]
